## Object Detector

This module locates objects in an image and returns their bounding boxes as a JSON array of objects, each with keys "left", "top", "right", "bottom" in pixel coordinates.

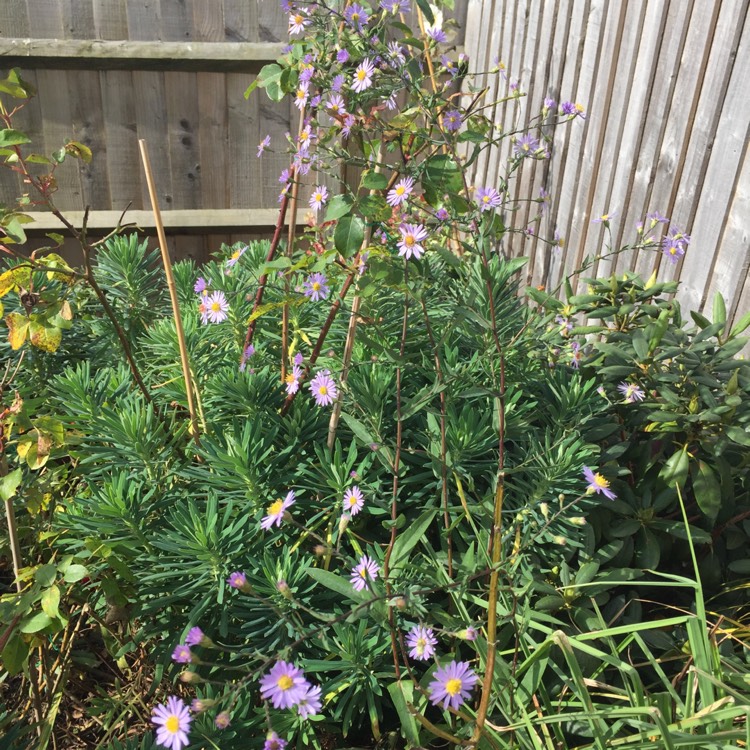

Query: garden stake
[{"left": 138, "top": 139, "right": 200, "bottom": 444}]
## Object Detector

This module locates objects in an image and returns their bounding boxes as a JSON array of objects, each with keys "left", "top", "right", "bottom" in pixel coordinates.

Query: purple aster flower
[
  {"left": 193, "top": 277, "right": 207, "bottom": 295},
  {"left": 309, "top": 370, "right": 338, "bottom": 407},
  {"left": 293, "top": 352, "right": 304, "bottom": 366},
  {"left": 583, "top": 466, "right": 617, "bottom": 501},
  {"left": 309, "top": 185, "right": 329, "bottom": 211},
  {"left": 475, "top": 186, "right": 502, "bottom": 212},
  {"left": 302, "top": 272, "right": 329, "bottom": 301},
  {"left": 543, "top": 97, "right": 556, "bottom": 112},
  {"left": 185, "top": 627, "right": 204, "bottom": 647},
  {"left": 618, "top": 382, "right": 646, "bottom": 403},
  {"left": 227, "top": 571, "right": 247, "bottom": 590},
  {"left": 297, "top": 683, "right": 322, "bottom": 719},
  {"left": 345, "top": 3, "right": 370, "bottom": 29},
  {"left": 592, "top": 210, "right": 617, "bottom": 224},
  {"left": 570, "top": 340, "right": 582, "bottom": 368},
  {"left": 387, "top": 175, "right": 415, "bottom": 207},
  {"left": 297, "top": 125, "right": 313, "bottom": 153},
  {"left": 152, "top": 696, "right": 191, "bottom": 750},
  {"left": 214, "top": 712, "right": 230, "bottom": 729},
  {"left": 461, "top": 626, "right": 478, "bottom": 641},
  {"left": 261, "top": 490, "right": 296, "bottom": 530},
  {"left": 427, "top": 26, "right": 448, "bottom": 43},
  {"left": 341, "top": 113, "right": 356, "bottom": 137},
  {"left": 443, "top": 108, "right": 462, "bottom": 132},
  {"left": 264, "top": 732, "right": 288, "bottom": 750},
  {"left": 398, "top": 223, "right": 428, "bottom": 260},
  {"left": 428, "top": 661, "right": 478, "bottom": 711},
  {"left": 647, "top": 210, "right": 669, "bottom": 226},
  {"left": 202, "top": 291, "right": 230, "bottom": 324},
  {"left": 294, "top": 82, "right": 310, "bottom": 111},
  {"left": 259, "top": 661, "right": 309, "bottom": 709},
  {"left": 560, "top": 100, "right": 577, "bottom": 115},
  {"left": 661, "top": 228, "right": 689, "bottom": 263},
  {"left": 331, "top": 73, "right": 345, "bottom": 92},
  {"left": 514, "top": 133, "right": 540, "bottom": 157},
  {"left": 350, "top": 554, "right": 379, "bottom": 591},
  {"left": 343, "top": 486, "right": 365, "bottom": 516},
  {"left": 326, "top": 93, "right": 347, "bottom": 116},
  {"left": 257, "top": 134, "right": 271, "bottom": 157},
  {"left": 172, "top": 644, "right": 192, "bottom": 664},
  {"left": 337, "top": 49, "right": 350, "bottom": 64},
  {"left": 387, "top": 41, "right": 406, "bottom": 66},
  {"left": 279, "top": 168, "right": 291, "bottom": 184},
  {"left": 406, "top": 625, "right": 438, "bottom": 661},
  {"left": 226, "top": 244, "right": 247, "bottom": 269},
  {"left": 381, "top": 0, "right": 410, "bottom": 10},
  {"left": 240, "top": 344, "right": 255, "bottom": 373},
  {"left": 435, "top": 207, "right": 449, "bottom": 221},
  {"left": 351, "top": 58, "right": 375, "bottom": 93},
  {"left": 299, "top": 66, "right": 315, "bottom": 84},
  {"left": 288, "top": 12, "right": 309, "bottom": 36}
]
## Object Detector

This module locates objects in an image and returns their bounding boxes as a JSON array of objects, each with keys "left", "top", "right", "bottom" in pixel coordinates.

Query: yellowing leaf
[
  {"left": 29, "top": 321, "right": 62, "bottom": 352},
  {"left": 0, "top": 266, "right": 31, "bottom": 297},
  {"left": 6, "top": 311, "right": 29, "bottom": 349},
  {"left": 42, "top": 252, "right": 75, "bottom": 283}
]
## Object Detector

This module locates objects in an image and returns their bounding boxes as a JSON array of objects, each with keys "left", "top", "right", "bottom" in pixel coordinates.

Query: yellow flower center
[
  {"left": 405, "top": 235, "right": 415, "bottom": 246},
  {"left": 357, "top": 69, "right": 366, "bottom": 81},
  {"left": 232, "top": 250, "right": 240, "bottom": 260},
  {"left": 285, "top": 372, "right": 297, "bottom": 385},
  {"left": 318, "top": 385, "right": 328, "bottom": 395},
  {"left": 267, "top": 499, "right": 284, "bottom": 516},
  {"left": 669, "top": 247, "right": 677, "bottom": 255},
  {"left": 483, "top": 195, "right": 490, "bottom": 203},
  {"left": 211, "top": 302, "right": 222, "bottom": 312},
  {"left": 593, "top": 474, "right": 609, "bottom": 490},
  {"left": 297, "top": 89, "right": 306, "bottom": 99},
  {"left": 314, "top": 193, "right": 322, "bottom": 201},
  {"left": 294, "top": 15, "right": 303, "bottom": 25},
  {"left": 165, "top": 716, "right": 180, "bottom": 733},
  {"left": 359, "top": 568, "right": 367, "bottom": 578},
  {"left": 416, "top": 638, "right": 426, "bottom": 654},
  {"left": 312, "top": 282, "right": 321, "bottom": 291},
  {"left": 277, "top": 675, "right": 293, "bottom": 690},
  {"left": 352, "top": 12, "right": 360, "bottom": 21},
  {"left": 300, "top": 131, "right": 308, "bottom": 141},
  {"left": 348, "top": 497, "right": 357, "bottom": 507},
  {"left": 396, "top": 186, "right": 405, "bottom": 196},
  {"left": 445, "top": 678, "right": 462, "bottom": 696}
]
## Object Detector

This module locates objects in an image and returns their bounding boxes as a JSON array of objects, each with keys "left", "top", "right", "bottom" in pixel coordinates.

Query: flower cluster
[{"left": 259, "top": 661, "right": 322, "bottom": 719}]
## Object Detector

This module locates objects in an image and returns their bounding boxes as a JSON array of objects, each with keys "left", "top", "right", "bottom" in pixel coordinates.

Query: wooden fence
[
  {"left": 0, "top": 0, "right": 467, "bottom": 263},
  {"left": 464, "top": 0, "right": 750, "bottom": 331}
]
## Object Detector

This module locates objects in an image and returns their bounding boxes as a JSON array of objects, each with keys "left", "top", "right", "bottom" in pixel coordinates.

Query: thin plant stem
[{"left": 138, "top": 139, "right": 200, "bottom": 444}]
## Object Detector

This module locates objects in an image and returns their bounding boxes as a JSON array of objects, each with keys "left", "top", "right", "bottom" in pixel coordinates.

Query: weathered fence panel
[{"left": 465, "top": 0, "right": 750, "bottom": 331}]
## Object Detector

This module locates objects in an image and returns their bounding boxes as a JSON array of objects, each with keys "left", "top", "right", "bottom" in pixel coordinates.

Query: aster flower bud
[
  {"left": 569, "top": 517, "right": 587, "bottom": 526},
  {"left": 540, "top": 502, "right": 549, "bottom": 519},
  {"left": 180, "top": 670, "right": 204, "bottom": 684},
  {"left": 552, "top": 535, "right": 567, "bottom": 546},
  {"left": 456, "top": 626, "right": 478, "bottom": 641},
  {"left": 276, "top": 579, "right": 293, "bottom": 599},
  {"left": 191, "top": 698, "right": 216, "bottom": 713},
  {"left": 314, "top": 544, "right": 328, "bottom": 557}
]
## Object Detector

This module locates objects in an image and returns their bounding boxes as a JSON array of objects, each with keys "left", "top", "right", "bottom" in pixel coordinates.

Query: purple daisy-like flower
[
  {"left": 288, "top": 12, "right": 309, "bottom": 36},
  {"left": 259, "top": 661, "right": 309, "bottom": 709},
  {"left": 261, "top": 490, "right": 296, "bottom": 530},
  {"left": 405, "top": 625, "right": 438, "bottom": 661},
  {"left": 343, "top": 486, "right": 365, "bottom": 516},
  {"left": 647, "top": 210, "right": 669, "bottom": 226},
  {"left": 428, "top": 661, "right": 479, "bottom": 711},
  {"left": 398, "top": 223, "right": 428, "bottom": 260},
  {"left": 443, "top": 108, "right": 462, "bottom": 132},
  {"left": 570, "top": 340, "right": 583, "bottom": 369},
  {"left": 309, "top": 370, "right": 338, "bottom": 407},
  {"left": 293, "top": 352, "right": 304, "bottom": 366},
  {"left": 514, "top": 133, "right": 540, "bottom": 157},
  {"left": 350, "top": 554, "right": 379, "bottom": 591},
  {"left": 381, "top": 0, "right": 410, "bottom": 11},
  {"left": 345, "top": 3, "right": 369, "bottom": 29},
  {"left": 194, "top": 277, "right": 207, "bottom": 294},
  {"left": 204, "top": 291, "right": 230, "bottom": 324},
  {"left": 592, "top": 210, "right": 617, "bottom": 225},
  {"left": 172, "top": 644, "right": 192, "bottom": 664},
  {"left": 257, "top": 134, "right": 271, "bottom": 158},
  {"left": 560, "top": 100, "right": 577, "bottom": 116},
  {"left": 285, "top": 365, "right": 303, "bottom": 396},
  {"left": 341, "top": 113, "right": 356, "bottom": 137},
  {"left": 302, "top": 272, "right": 329, "bottom": 301},
  {"left": 297, "top": 683, "right": 322, "bottom": 719},
  {"left": 336, "top": 49, "right": 350, "bottom": 64},
  {"left": 427, "top": 26, "right": 448, "bottom": 43},
  {"left": 543, "top": 97, "right": 556, "bottom": 112},
  {"left": 661, "top": 228, "right": 689, "bottom": 263},
  {"left": 214, "top": 712, "right": 230, "bottom": 729},
  {"left": 351, "top": 58, "right": 375, "bottom": 92},
  {"left": 226, "top": 244, "right": 247, "bottom": 269},
  {"left": 294, "top": 82, "right": 310, "bottom": 111},
  {"left": 309, "top": 185, "right": 329, "bottom": 211},
  {"left": 297, "top": 125, "right": 313, "bottom": 153},
  {"left": 618, "top": 382, "right": 646, "bottom": 403},
  {"left": 185, "top": 627, "right": 204, "bottom": 647},
  {"left": 331, "top": 73, "right": 345, "bottom": 92},
  {"left": 227, "top": 571, "right": 247, "bottom": 590},
  {"left": 152, "top": 696, "right": 191, "bottom": 750},
  {"left": 327, "top": 93, "right": 347, "bottom": 116},
  {"left": 435, "top": 207, "right": 449, "bottom": 221},
  {"left": 240, "top": 344, "right": 255, "bottom": 373},
  {"left": 475, "top": 186, "right": 502, "bottom": 212},
  {"left": 279, "top": 167, "right": 291, "bottom": 184},
  {"left": 583, "top": 466, "right": 617, "bottom": 501},
  {"left": 387, "top": 175, "right": 415, "bottom": 207},
  {"left": 264, "top": 732, "right": 288, "bottom": 750}
]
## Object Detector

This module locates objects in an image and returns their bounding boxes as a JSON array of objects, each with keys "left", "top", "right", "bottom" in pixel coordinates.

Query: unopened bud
[
  {"left": 180, "top": 670, "right": 204, "bottom": 684},
  {"left": 569, "top": 516, "right": 587, "bottom": 526},
  {"left": 540, "top": 502, "right": 549, "bottom": 519},
  {"left": 552, "top": 535, "right": 567, "bottom": 546},
  {"left": 276, "top": 579, "right": 293, "bottom": 599},
  {"left": 314, "top": 544, "right": 328, "bottom": 557},
  {"left": 456, "top": 626, "right": 478, "bottom": 641}
]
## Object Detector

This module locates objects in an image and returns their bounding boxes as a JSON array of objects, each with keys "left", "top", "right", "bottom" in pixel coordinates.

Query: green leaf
[
  {"left": 358, "top": 195, "right": 389, "bottom": 221},
  {"left": 64, "top": 141, "right": 92, "bottom": 163},
  {"left": 692, "top": 460, "right": 721, "bottom": 520},
  {"left": 726, "top": 425, "right": 750, "bottom": 447},
  {"left": 306, "top": 568, "right": 364, "bottom": 601},
  {"left": 415, "top": 0, "right": 435, "bottom": 24},
  {"left": 35, "top": 563, "right": 57, "bottom": 587},
  {"left": 422, "top": 154, "right": 463, "bottom": 198},
  {"left": 334, "top": 215, "right": 365, "bottom": 257},
  {"left": 361, "top": 171, "right": 388, "bottom": 190},
  {"left": 29, "top": 321, "right": 62, "bottom": 352},
  {"left": 256, "top": 63, "right": 284, "bottom": 102},
  {"left": 387, "top": 682, "right": 420, "bottom": 745},
  {"left": 659, "top": 448, "right": 689, "bottom": 489},
  {"left": 0, "top": 128, "right": 31, "bottom": 148},
  {"left": 390, "top": 509, "right": 437, "bottom": 568},
  {"left": 729, "top": 309, "right": 750, "bottom": 338},
  {"left": 690, "top": 311, "right": 712, "bottom": 329},
  {"left": 20, "top": 612, "right": 53, "bottom": 634},
  {"left": 325, "top": 194, "right": 353, "bottom": 222},
  {"left": 41, "top": 585, "right": 61, "bottom": 619},
  {"left": 244, "top": 78, "right": 261, "bottom": 99},
  {"left": 632, "top": 329, "right": 649, "bottom": 360},
  {"left": 712, "top": 292, "right": 726, "bottom": 327},
  {"left": 0, "top": 467, "right": 22, "bottom": 502},
  {"left": 63, "top": 564, "right": 88, "bottom": 583},
  {"left": 0, "top": 632, "right": 29, "bottom": 676}
]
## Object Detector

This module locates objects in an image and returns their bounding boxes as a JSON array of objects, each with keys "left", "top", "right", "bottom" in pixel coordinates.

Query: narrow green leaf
[
  {"left": 306, "top": 568, "right": 364, "bottom": 601},
  {"left": 712, "top": 292, "right": 726, "bottom": 326},
  {"left": 415, "top": 0, "right": 435, "bottom": 24},
  {"left": 659, "top": 448, "right": 689, "bottom": 489},
  {"left": 387, "top": 682, "right": 420, "bottom": 745},
  {"left": 390, "top": 509, "right": 437, "bottom": 568},
  {"left": 729, "top": 309, "right": 750, "bottom": 338}
]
